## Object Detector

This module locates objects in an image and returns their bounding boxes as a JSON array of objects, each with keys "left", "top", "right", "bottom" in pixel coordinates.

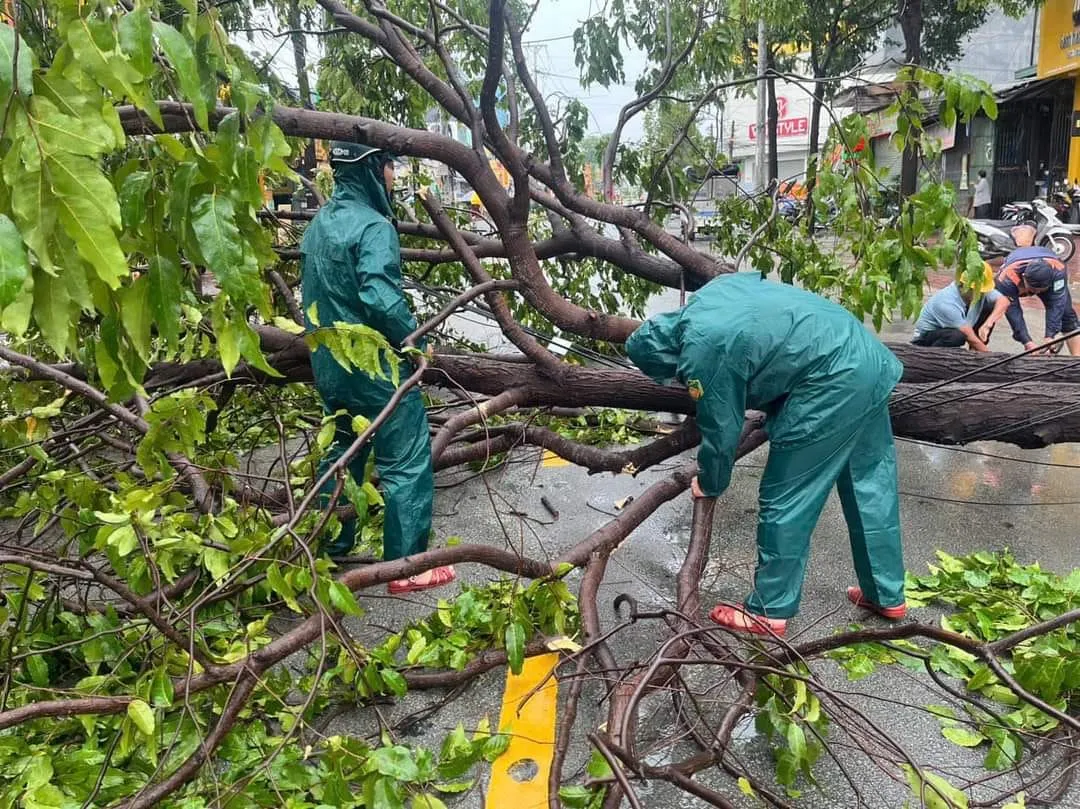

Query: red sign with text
[{"left": 748, "top": 118, "right": 809, "bottom": 140}]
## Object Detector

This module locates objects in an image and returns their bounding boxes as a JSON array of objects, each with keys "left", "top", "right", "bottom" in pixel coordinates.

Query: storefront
[{"left": 1033, "top": 0, "right": 1080, "bottom": 184}]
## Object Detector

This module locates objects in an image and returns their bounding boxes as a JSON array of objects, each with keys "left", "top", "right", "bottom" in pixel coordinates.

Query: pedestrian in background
[{"left": 971, "top": 169, "right": 992, "bottom": 219}]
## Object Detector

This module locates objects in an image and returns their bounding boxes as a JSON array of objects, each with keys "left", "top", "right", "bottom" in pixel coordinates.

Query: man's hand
[
  {"left": 977, "top": 325, "right": 991, "bottom": 343},
  {"left": 691, "top": 476, "right": 705, "bottom": 498}
]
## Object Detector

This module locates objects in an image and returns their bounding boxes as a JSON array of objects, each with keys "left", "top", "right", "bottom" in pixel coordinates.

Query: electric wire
[
  {"left": 891, "top": 352, "right": 1080, "bottom": 418},
  {"left": 890, "top": 328, "right": 1080, "bottom": 407}
]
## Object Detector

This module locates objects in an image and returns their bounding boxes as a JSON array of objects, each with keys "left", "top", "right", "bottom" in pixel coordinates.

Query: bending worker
[
  {"left": 626, "top": 273, "right": 907, "bottom": 637},
  {"left": 911, "top": 263, "right": 1009, "bottom": 351},
  {"left": 301, "top": 139, "right": 455, "bottom": 594},
  {"left": 994, "top": 222, "right": 1080, "bottom": 355}
]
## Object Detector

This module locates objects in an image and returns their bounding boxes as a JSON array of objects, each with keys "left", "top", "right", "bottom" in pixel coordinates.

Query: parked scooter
[{"left": 972, "top": 199, "right": 1077, "bottom": 262}]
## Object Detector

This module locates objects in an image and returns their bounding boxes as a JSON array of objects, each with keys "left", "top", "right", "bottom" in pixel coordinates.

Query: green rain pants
[
  {"left": 316, "top": 386, "right": 433, "bottom": 560},
  {"left": 743, "top": 403, "right": 905, "bottom": 619}
]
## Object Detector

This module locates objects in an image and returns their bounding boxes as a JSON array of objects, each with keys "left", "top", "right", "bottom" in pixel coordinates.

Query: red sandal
[
  {"left": 846, "top": 587, "right": 906, "bottom": 620},
  {"left": 388, "top": 565, "right": 456, "bottom": 595},
  {"left": 708, "top": 603, "right": 787, "bottom": 637}
]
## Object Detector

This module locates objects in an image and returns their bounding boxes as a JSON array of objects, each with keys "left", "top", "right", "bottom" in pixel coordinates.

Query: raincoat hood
[
  {"left": 625, "top": 310, "right": 683, "bottom": 385},
  {"left": 331, "top": 155, "right": 395, "bottom": 220}
]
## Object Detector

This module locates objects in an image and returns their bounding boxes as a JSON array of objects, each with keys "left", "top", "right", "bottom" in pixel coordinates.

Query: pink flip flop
[
  {"left": 846, "top": 586, "right": 907, "bottom": 620},
  {"left": 708, "top": 603, "right": 787, "bottom": 637},
  {"left": 388, "top": 565, "right": 456, "bottom": 595}
]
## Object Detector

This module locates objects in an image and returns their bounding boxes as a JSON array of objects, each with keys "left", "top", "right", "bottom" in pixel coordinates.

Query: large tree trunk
[
  {"left": 897, "top": 0, "right": 922, "bottom": 199},
  {"left": 286, "top": 0, "right": 318, "bottom": 176},
  {"left": 167, "top": 330, "right": 1080, "bottom": 450}
]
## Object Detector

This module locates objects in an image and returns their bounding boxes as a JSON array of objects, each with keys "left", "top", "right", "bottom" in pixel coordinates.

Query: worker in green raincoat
[
  {"left": 625, "top": 273, "right": 907, "bottom": 636},
  {"left": 300, "top": 139, "right": 454, "bottom": 594}
]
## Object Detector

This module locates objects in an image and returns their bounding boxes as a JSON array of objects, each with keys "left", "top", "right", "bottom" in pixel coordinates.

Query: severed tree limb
[{"left": 418, "top": 190, "right": 565, "bottom": 374}]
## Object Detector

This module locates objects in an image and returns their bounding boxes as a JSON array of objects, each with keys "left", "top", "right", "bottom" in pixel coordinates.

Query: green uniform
[
  {"left": 626, "top": 273, "right": 906, "bottom": 618},
  {"left": 300, "top": 155, "right": 432, "bottom": 559}
]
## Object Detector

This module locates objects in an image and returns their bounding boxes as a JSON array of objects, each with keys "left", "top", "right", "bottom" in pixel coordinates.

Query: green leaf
[
  {"left": 371, "top": 778, "right": 404, "bottom": 809},
  {"left": 0, "top": 24, "right": 34, "bottom": 99},
  {"left": 119, "top": 279, "right": 152, "bottom": 361},
  {"left": 370, "top": 746, "right": 420, "bottom": 781},
  {"left": 505, "top": 622, "right": 525, "bottom": 676},
  {"left": 942, "top": 726, "right": 985, "bottom": 748},
  {"left": 962, "top": 569, "right": 991, "bottom": 589},
  {"left": 47, "top": 153, "right": 126, "bottom": 289},
  {"left": 127, "top": 699, "right": 155, "bottom": 736},
  {"left": 410, "top": 796, "right": 448, "bottom": 809},
  {"left": 118, "top": 5, "right": 154, "bottom": 76},
  {"left": 152, "top": 21, "right": 208, "bottom": 130},
  {"left": 32, "top": 267, "right": 72, "bottom": 355},
  {"left": 738, "top": 776, "right": 756, "bottom": 796},
  {"left": 215, "top": 315, "right": 241, "bottom": 377},
  {"left": 843, "top": 652, "right": 875, "bottom": 681},
  {"left": 901, "top": 764, "right": 969, "bottom": 809},
  {"left": 31, "top": 96, "right": 115, "bottom": 157},
  {"left": 119, "top": 171, "right": 153, "bottom": 230},
  {"left": 272, "top": 315, "right": 305, "bottom": 335},
  {"left": 586, "top": 748, "right": 613, "bottom": 780},
  {"left": 328, "top": 580, "right": 363, "bottom": 616},
  {"left": 557, "top": 786, "right": 594, "bottom": 808},
  {"left": 0, "top": 215, "right": 31, "bottom": 309},
  {"left": 26, "top": 655, "right": 49, "bottom": 686},
  {"left": 202, "top": 547, "right": 230, "bottom": 583},
  {"left": 267, "top": 563, "right": 301, "bottom": 612},
  {"left": 482, "top": 732, "right": 511, "bottom": 762},
  {"left": 190, "top": 193, "right": 262, "bottom": 304},
  {"left": 147, "top": 254, "right": 182, "bottom": 347},
  {"left": 381, "top": 668, "right": 408, "bottom": 697},
  {"left": 150, "top": 668, "right": 174, "bottom": 707},
  {"left": 433, "top": 781, "right": 473, "bottom": 794}
]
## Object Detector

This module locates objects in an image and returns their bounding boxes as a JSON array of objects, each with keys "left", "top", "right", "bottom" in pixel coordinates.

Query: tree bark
[
  {"left": 755, "top": 17, "right": 767, "bottom": 189},
  {"left": 231, "top": 332, "right": 1080, "bottom": 449},
  {"left": 766, "top": 54, "right": 779, "bottom": 184},
  {"left": 897, "top": 0, "right": 922, "bottom": 199},
  {"left": 805, "top": 77, "right": 825, "bottom": 227}
]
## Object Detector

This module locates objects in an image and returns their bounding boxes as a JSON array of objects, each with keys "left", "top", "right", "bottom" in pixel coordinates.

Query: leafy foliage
[
  {"left": 828, "top": 550, "right": 1080, "bottom": 805},
  {"left": 755, "top": 666, "right": 830, "bottom": 797}
]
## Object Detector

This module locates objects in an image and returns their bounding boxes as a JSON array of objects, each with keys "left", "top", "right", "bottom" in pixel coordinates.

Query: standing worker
[
  {"left": 626, "top": 273, "right": 908, "bottom": 636},
  {"left": 911, "top": 263, "right": 1009, "bottom": 351},
  {"left": 992, "top": 222, "right": 1080, "bottom": 355},
  {"left": 971, "top": 169, "right": 992, "bottom": 219},
  {"left": 301, "top": 139, "right": 455, "bottom": 594}
]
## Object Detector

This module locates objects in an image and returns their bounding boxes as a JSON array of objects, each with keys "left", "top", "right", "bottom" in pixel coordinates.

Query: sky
[{"left": 242, "top": 0, "right": 649, "bottom": 139}]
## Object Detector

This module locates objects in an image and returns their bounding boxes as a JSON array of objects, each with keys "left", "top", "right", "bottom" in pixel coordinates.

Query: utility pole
[{"left": 754, "top": 17, "right": 767, "bottom": 190}]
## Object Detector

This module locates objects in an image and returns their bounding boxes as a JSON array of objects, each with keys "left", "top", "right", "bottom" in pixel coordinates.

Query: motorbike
[{"left": 972, "top": 198, "right": 1077, "bottom": 262}]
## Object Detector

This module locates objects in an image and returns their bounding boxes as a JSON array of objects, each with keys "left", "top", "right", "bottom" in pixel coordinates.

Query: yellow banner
[{"left": 1039, "top": 0, "right": 1080, "bottom": 78}]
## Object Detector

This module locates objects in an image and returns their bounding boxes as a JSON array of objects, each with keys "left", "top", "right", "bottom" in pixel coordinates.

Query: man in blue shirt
[
  {"left": 994, "top": 223, "right": 1080, "bottom": 355},
  {"left": 912, "top": 265, "right": 1010, "bottom": 351}
]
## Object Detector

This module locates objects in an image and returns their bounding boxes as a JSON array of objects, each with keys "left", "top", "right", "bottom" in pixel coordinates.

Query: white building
[{"left": 724, "top": 78, "right": 815, "bottom": 188}]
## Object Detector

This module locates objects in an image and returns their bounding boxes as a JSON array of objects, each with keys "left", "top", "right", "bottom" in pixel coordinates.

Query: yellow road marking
[
  {"left": 541, "top": 449, "right": 570, "bottom": 467},
  {"left": 485, "top": 652, "right": 560, "bottom": 808}
]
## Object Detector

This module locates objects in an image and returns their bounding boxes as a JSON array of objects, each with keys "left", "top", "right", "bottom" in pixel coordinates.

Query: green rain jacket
[
  {"left": 626, "top": 273, "right": 902, "bottom": 497},
  {"left": 300, "top": 157, "right": 418, "bottom": 398}
]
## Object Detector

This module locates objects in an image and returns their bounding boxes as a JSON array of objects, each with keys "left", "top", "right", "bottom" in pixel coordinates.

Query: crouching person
[{"left": 625, "top": 273, "right": 908, "bottom": 637}]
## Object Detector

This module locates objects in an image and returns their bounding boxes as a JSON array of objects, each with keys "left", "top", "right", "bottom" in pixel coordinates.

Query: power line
[{"left": 896, "top": 438, "right": 1080, "bottom": 469}]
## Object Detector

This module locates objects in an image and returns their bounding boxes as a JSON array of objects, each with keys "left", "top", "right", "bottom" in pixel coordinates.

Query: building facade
[{"left": 1033, "top": 0, "right": 1080, "bottom": 184}]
